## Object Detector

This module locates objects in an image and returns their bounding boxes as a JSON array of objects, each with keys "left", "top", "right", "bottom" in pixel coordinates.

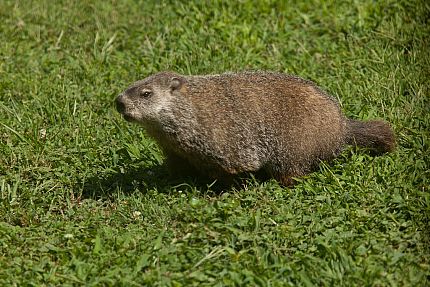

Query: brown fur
[{"left": 115, "top": 71, "right": 395, "bottom": 186}]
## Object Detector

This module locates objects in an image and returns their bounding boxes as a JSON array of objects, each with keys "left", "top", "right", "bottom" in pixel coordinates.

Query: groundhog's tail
[{"left": 346, "top": 119, "right": 395, "bottom": 154}]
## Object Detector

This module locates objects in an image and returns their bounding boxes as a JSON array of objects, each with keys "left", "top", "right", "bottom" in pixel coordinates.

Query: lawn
[{"left": 0, "top": 0, "right": 429, "bottom": 285}]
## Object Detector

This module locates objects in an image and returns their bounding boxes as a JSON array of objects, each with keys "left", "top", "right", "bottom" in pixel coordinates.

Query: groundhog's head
[{"left": 115, "top": 72, "right": 185, "bottom": 127}]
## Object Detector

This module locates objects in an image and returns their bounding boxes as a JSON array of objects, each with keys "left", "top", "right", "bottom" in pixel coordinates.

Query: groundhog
[{"left": 115, "top": 71, "right": 395, "bottom": 186}]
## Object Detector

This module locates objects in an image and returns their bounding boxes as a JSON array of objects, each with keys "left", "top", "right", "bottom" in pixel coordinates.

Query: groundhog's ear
[{"left": 170, "top": 77, "right": 183, "bottom": 91}]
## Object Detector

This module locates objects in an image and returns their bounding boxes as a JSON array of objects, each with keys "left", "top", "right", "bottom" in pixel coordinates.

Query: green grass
[{"left": 1, "top": 0, "right": 429, "bottom": 285}]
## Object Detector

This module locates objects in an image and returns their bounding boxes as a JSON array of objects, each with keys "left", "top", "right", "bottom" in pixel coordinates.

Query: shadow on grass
[
  {"left": 78, "top": 163, "right": 228, "bottom": 200},
  {"left": 78, "top": 147, "right": 378, "bottom": 200}
]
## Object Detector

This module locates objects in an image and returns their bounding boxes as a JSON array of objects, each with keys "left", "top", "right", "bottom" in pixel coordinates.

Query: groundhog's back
[{"left": 180, "top": 72, "right": 347, "bottom": 170}]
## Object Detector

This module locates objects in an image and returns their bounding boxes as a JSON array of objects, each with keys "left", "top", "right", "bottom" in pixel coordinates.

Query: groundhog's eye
[{"left": 140, "top": 90, "right": 152, "bottom": 98}]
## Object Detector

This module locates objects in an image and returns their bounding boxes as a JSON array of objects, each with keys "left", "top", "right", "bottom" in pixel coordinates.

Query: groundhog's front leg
[
  {"left": 163, "top": 151, "right": 199, "bottom": 178},
  {"left": 164, "top": 150, "right": 238, "bottom": 185}
]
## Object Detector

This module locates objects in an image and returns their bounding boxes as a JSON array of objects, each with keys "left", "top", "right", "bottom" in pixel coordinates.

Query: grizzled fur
[{"left": 115, "top": 71, "right": 395, "bottom": 186}]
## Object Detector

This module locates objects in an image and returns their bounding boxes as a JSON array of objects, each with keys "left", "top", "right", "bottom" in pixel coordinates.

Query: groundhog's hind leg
[
  {"left": 267, "top": 166, "right": 307, "bottom": 187},
  {"left": 277, "top": 174, "right": 301, "bottom": 187}
]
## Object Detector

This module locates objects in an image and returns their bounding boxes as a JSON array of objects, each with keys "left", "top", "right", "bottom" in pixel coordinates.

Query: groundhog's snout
[{"left": 115, "top": 94, "right": 126, "bottom": 113}]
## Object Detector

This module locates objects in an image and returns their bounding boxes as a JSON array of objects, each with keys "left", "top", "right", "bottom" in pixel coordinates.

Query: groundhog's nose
[{"left": 115, "top": 94, "right": 126, "bottom": 113}]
